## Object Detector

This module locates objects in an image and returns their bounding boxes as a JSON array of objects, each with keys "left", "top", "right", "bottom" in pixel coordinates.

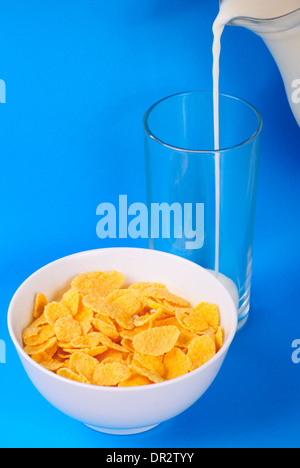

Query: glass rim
[{"left": 143, "top": 90, "right": 263, "bottom": 154}]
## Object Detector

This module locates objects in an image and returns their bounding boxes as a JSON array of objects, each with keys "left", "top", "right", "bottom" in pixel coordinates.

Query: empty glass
[{"left": 144, "top": 91, "right": 262, "bottom": 329}]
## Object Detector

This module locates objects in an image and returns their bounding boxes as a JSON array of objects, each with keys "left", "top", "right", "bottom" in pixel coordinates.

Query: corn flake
[
  {"left": 118, "top": 374, "right": 152, "bottom": 387},
  {"left": 69, "top": 352, "right": 99, "bottom": 382},
  {"left": 143, "top": 286, "right": 190, "bottom": 308},
  {"left": 83, "top": 296, "right": 134, "bottom": 330},
  {"left": 182, "top": 312, "right": 209, "bottom": 333},
  {"left": 132, "top": 326, "right": 180, "bottom": 357},
  {"left": 74, "top": 302, "right": 94, "bottom": 334},
  {"left": 194, "top": 303, "right": 220, "bottom": 331},
  {"left": 33, "top": 293, "right": 48, "bottom": 319},
  {"left": 215, "top": 326, "right": 225, "bottom": 352},
  {"left": 133, "top": 308, "right": 164, "bottom": 327},
  {"left": 129, "top": 357, "right": 165, "bottom": 384},
  {"left": 164, "top": 347, "right": 190, "bottom": 380},
  {"left": 22, "top": 323, "right": 55, "bottom": 347},
  {"left": 39, "top": 359, "right": 65, "bottom": 372},
  {"left": 72, "top": 271, "right": 124, "bottom": 297},
  {"left": 99, "top": 348, "right": 126, "bottom": 363},
  {"left": 134, "top": 353, "right": 165, "bottom": 378},
  {"left": 187, "top": 335, "right": 216, "bottom": 371},
  {"left": 57, "top": 367, "right": 89, "bottom": 384},
  {"left": 92, "top": 317, "right": 119, "bottom": 341},
  {"left": 44, "top": 302, "right": 72, "bottom": 326},
  {"left": 61, "top": 288, "right": 81, "bottom": 316},
  {"left": 93, "top": 361, "right": 131, "bottom": 386},
  {"left": 54, "top": 316, "right": 83, "bottom": 343},
  {"left": 106, "top": 289, "right": 144, "bottom": 315},
  {"left": 24, "top": 337, "right": 57, "bottom": 357}
]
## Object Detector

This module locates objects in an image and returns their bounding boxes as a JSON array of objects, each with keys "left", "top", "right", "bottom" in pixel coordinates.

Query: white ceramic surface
[{"left": 8, "top": 248, "right": 237, "bottom": 435}]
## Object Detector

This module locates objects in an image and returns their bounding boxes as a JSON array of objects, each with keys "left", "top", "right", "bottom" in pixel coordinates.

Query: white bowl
[{"left": 8, "top": 248, "right": 237, "bottom": 435}]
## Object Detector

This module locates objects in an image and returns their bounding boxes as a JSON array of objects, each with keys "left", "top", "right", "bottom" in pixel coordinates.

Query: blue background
[{"left": 1, "top": 0, "right": 300, "bottom": 448}]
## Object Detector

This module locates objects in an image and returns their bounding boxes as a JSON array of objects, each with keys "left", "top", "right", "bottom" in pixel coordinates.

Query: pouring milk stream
[{"left": 211, "top": 0, "right": 300, "bottom": 311}]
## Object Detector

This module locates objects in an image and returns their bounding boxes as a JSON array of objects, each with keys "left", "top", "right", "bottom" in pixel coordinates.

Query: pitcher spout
[{"left": 227, "top": 6, "right": 300, "bottom": 34}]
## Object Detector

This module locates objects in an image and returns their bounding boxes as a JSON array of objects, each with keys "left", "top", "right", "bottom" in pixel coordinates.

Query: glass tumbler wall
[{"left": 144, "top": 91, "right": 262, "bottom": 329}]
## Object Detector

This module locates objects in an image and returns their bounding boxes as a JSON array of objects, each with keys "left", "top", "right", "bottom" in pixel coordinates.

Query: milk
[
  {"left": 212, "top": 21, "right": 224, "bottom": 275},
  {"left": 211, "top": 0, "right": 300, "bottom": 315},
  {"left": 212, "top": 0, "right": 300, "bottom": 263}
]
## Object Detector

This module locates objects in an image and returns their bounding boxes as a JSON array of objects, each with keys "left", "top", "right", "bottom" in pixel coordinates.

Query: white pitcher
[{"left": 219, "top": 1, "right": 300, "bottom": 126}]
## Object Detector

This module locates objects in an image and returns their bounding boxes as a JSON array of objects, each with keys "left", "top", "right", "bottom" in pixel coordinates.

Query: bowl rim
[{"left": 7, "top": 247, "right": 237, "bottom": 393}]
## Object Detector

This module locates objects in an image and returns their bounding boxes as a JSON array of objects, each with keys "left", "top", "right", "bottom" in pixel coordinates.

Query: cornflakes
[
  {"left": 129, "top": 357, "right": 165, "bottom": 384},
  {"left": 44, "top": 302, "right": 71, "bottom": 326},
  {"left": 74, "top": 302, "right": 94, "bottom": 334},
  {"left": 61, "top": 288, "right": 81, "bottom": 316},
  {"left": 194, "top": 303, "right": 220, "bottom": 331},
  {"left": 164, "top": 347, "right": 190, "bottom": 380},
  {"left": 106, "top": 289, "right": 144, "bottom": 315},
  {"left": 134, "top": 353, "right": 166, "bottom": 378},
  {"left": 187, "top": 335, "right": 216, "bottom": 371},
  {"left": 22, "top": 269, "right": 224, "bottom": 387},
  {"left": 54, "top": 316, "right": 83, "bottom": 343},
  {"left": 22, "top": 323, "right": 55, "bottom": 347},
  {"left": 57, "top": 367, "right": 89, "bottom": 384},
  {"left": 72, "top": 271, "right": 124, "bottom": 297},
  {"left": 69, "top": 352, "right": 99, "bottom": 382},
  {"left": 92, "top": 317, "right": 119, "bottom": 341},
  {"left": 33, "top": 293, "right": 48, "bottom": 319},
  {"left": 132, "top": 326, "right": 180, "bottom": 357},
  {"left": 215, "top": 326, "right": 225, "bottom": 352},
  {"left": 118, "top": 374, "right": 152, "bottom": 387},
  {"left": 93, "top": 361, "right": 131, "bottom": 386}
]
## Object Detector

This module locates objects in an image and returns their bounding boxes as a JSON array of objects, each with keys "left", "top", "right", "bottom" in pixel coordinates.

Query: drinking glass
[{"left": 144, "top": 91, "right": 263, "bottom": 329}]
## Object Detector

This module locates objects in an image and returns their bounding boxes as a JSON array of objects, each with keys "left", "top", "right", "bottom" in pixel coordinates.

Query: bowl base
[{"left": 85, "top": 424, "right": 159, "bottom": 435}]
